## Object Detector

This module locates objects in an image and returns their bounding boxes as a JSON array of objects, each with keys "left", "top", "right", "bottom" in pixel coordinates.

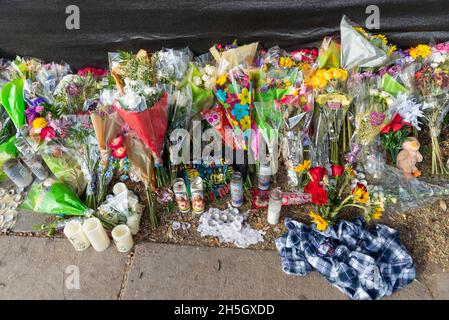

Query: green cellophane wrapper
[
  {"left": 38, "top": 143, "right": 88, "bottom": 195},
  {"left": 181, "top": 63, "right": 214, "bottom": 113},
  {"left": 0, "top": 78, "right": 25, "bottom": 128},
  {"left": 0, "top": 136, "right": 17, "bottom": 181},
  {"left": 20, "top": 179, "right": 88, "bottom": 216}
]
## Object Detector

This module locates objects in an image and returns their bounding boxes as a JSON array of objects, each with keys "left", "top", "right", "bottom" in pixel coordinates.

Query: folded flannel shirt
[{"left": 275, "top": 218, "right": 416, "bottom": 300}]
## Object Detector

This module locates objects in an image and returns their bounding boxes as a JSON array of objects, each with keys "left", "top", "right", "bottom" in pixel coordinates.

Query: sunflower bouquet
[{"left": 297, "top": 163, "right": 384, "bottom": 231}]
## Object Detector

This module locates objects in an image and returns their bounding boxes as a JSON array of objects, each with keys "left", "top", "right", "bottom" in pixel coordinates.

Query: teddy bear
[{"left": 396, "top": 137, "right": 423, "bottom": 178}]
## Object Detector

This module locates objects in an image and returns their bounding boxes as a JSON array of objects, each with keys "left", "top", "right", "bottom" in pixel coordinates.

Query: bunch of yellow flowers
[
  {"left": 309, "top": 68, "right": 348, "bottom": 89},
  {"left": 409, "top": 44, "right": 432, "bottom": 60}
]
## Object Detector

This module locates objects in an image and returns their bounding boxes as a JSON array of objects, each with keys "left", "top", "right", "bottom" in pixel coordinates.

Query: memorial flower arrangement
[{"left": 299, "top": 163, "right": 384, "bottom": 231}]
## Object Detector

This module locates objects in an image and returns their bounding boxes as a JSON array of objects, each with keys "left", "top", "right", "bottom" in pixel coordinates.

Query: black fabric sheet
[{"left": 0, "top": 0, "right": 448, "bottom": 69}]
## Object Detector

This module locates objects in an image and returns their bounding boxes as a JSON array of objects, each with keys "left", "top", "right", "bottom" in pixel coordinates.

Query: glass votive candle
[
  {"left": 82, "top": 217, "right": 110, "bottom": 252},
  {"left": 63, "top": 220, "right": 91, "bottom": 251},
  {"left": 267, "top": 188, "right": 283, "bottom": 225},
  {"left": 111, "top": 224, "right": 134, "bottom": 253}
]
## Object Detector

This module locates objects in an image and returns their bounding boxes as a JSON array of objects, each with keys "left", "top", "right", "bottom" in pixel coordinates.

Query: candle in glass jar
[
  {"left": 230, "top": 171, "right": 243, "bottom": 207},
  {"left": 267, "top": 188, "right": 282, "bottom": 225},
  {"left": 173, "top": 178, "right": 190, "bottom": 213},
  {"left": 258, "top": 163, "right": 271, "bottom": 191},
  {"left": 190, "top": 176, "right": 205, "bottom": 214},
  {"left": 63, "top": 220, "right": 91, "bottom": 251},
  {"left": 111, "top": 224, "right": 134, "bottom": 253},
  {"left": 82, "top": 217, "right": 110, "bottom": 252}
]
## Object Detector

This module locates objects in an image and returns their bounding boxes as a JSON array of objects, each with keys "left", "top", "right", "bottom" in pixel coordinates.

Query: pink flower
[{"left": 40, "top": 126, "right": 56, "bottom": 141}]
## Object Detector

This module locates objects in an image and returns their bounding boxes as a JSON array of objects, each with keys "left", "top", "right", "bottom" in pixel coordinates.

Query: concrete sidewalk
[{"left": 0, "top": 235, "right": 447, "bottom": 300}]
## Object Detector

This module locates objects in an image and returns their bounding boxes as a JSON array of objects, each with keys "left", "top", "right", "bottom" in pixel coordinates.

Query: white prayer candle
[
  {"left": 267, "top": 188, "right": 283, "bottom": 225},
  {"left": 82, "top": 217, "right": 110, "bottom": 252},
  {"left": 111, "top": 224, "right": 134, "bottom": 253},
  {"left": 63, "top": 220, "right": 91, "bottom": 251}
]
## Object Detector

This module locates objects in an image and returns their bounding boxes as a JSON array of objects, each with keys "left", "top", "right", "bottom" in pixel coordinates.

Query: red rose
[
  {"left": 309, "top": 166, "right": 328, "bottom": 181},
  {"left": 40, "top": 126, "right": 55, "bottom": 141},
  {"left": 109, "top": 135, "right": 124, "bottom": 150},
  {"left": 304, "top": 181, "right": 327, "bottom": 205},
  {"left": 112, "top": 146, "right": 127, "bottom": 159},
  {"left": 331, "top": 164, "right": 344, "bottom": 177}
]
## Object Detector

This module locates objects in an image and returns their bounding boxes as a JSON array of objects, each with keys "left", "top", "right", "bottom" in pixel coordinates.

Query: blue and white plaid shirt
[{"left": 275, "top": 218, "right": 416, "bottom": 300}]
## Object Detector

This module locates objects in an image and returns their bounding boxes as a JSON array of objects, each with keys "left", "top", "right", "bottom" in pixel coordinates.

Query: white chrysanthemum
[{"left": 389, "top": 93, "right": 426, "bottom": 130}]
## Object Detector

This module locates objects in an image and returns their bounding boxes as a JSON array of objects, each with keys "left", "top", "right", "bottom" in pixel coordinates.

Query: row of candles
[
  {"left": 173, "top": 163, "right": 283, "bottom": 225},
  {"left": 63, "top": 217, "right": 134, "bottom": 253}
]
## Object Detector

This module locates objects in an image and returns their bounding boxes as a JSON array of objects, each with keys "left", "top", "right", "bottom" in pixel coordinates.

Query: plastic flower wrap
[
  {"left": 20, "top": 178, "right": 91, "bottom": 216},
  {"left": 97, "top": 188, "right": 143, "bottom": 235},
  {"left": 278, "top": 50, "right": 316, "bottom": 188},
  {"left": 179, "top": 53, "right": 217, "bottom": 113},
  {"left": 412, "top": 43, "right": 449, "bottom": 174},
  {"left": 0, "top": 137, "right": 17, "bottom": 182},
  {"left": 37, "top": 141, "right": 87, "bottom": 195},
  {"left": 213, "top": 65, "right": 253, "bottom": 150},
  {"left": 254, "top": 100, "right": 282, "bottom": 173},
  {"left": 210, "top": 41, "right": 258, "bottom": 74},
  {"left": 311, "top": 67, "right": 352, "bottom": 164},
  {"left": 25, "top": 61, "right": 71, "bottom": 101},
  {"left": 0, "top": 59, "right": 21, "bottom": 89},
  {"left": 340, "top": 15, "right": 397, "bottom": 69},
  {"left": 351, "top": 76, "right": 395, "bottom": 148},
  {"left": 0, "top": 77, "right": 26, "bottom": 129},
  {"left": 254, "top": 46, "right": 299, "bottom": 103},
  {"left": 64, "top": 115, "right": 99, "bottom": 209},
  {"left": 156, "top": 47, "right": 192, "bottom": 88},
  {"left": 114, "top": 79, "right": 168, "bottom": 164}
]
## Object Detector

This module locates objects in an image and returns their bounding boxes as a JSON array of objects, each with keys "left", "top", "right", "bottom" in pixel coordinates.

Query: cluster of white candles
[{"left": 63, "top": 217, "right": 134, "bottom": 253}]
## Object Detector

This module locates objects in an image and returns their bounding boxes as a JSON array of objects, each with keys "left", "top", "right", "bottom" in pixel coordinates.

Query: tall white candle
[
  {"left": 111, "top": 224, "right": 134, "bottom": 253},
  {"left": 63, "top": 220, "right": 91, "bottom": 251},
  {"left": 267, "top": 188, "right": 283, "bottom": 225},
  {"left": 82, "top": 217, "right": 110, "bottom": 252}
]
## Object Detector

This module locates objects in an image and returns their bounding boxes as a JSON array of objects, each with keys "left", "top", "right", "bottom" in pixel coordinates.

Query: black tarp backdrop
[{"left": 0, "top": 0, "right": 448, "bottom": 69}]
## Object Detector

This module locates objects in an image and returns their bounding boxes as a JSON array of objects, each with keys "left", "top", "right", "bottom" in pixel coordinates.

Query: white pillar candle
[
  {"left": 82, "top": 217, "right": 110, "bottom": 252},
  {"left": 63, "top": 220, "right": 91, "bottom": 251},
  {"left": 267, "top": 188, "right": 283, "bottom": 225},
  {"left": 111, "top": 224, "right": 134, "bottom": 253}
]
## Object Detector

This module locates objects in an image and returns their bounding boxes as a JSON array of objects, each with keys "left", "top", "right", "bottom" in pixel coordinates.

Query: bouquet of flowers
[
  {"left": 380, "top": 114, "right": 413, "bottom": 164},
  {"left": 340, "top": 15, "right": 397, "bottom": 69},
  {"left": 300, "top": 163, "right": 384, "bottom": 231},
  {"left": 279, "top": 49, "right": 316, "bottom": 187},
  {"left": 181, "top": 54, "right": 217, "bottom": 113},
  {"left": 213, "top": 65, "right": 253, "bottom": 151},
  {"left": 209, "top": 41, "right": 258, "bottom": 74},
  {"left": 412, "top": 43, "right": 449, "bottom": 174},
  {"left": 20, "top": 178, "right": 91, "bottom": 216},
  {"left": 254, "top": 46, "right": 299, "bottom": 103},
  {"left": 310, "top": 67, "right": 351, "bottom": 164},
  {"left": 65, "top": 115, "right": 99, "bottom": 209}
]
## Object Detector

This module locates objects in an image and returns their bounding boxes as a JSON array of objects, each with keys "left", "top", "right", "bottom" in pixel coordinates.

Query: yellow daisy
[
  {"left": 372, "top": 207, "right": 383, "bottom": 220},
  {"left": 409, "top": 44, "right": 431, "bottom": 59}
]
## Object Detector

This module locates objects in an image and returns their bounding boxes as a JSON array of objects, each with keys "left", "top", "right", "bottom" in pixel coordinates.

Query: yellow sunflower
[
  {"left": 352, "top": 183, "right": 369, "bottom": 204},
  {"left": 309, "top": 211, "right": 329, "bottom": 232},
  {"left": 294, "top": 160, "right": 311, "bottom": 173},
  {"left": 409, "top": 44, "right": 431, "bottom": 59}
]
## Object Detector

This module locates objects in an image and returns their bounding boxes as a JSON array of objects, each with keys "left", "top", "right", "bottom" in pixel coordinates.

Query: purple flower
[
  {"left": 369, "top": 111, "right": 386, "bottom": 127},
  {"left": 345, "top": 143, "right": 362, "bottom": 163},
  {"left": 65, "top": 83, "right": 82, "bottom": 97}
]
